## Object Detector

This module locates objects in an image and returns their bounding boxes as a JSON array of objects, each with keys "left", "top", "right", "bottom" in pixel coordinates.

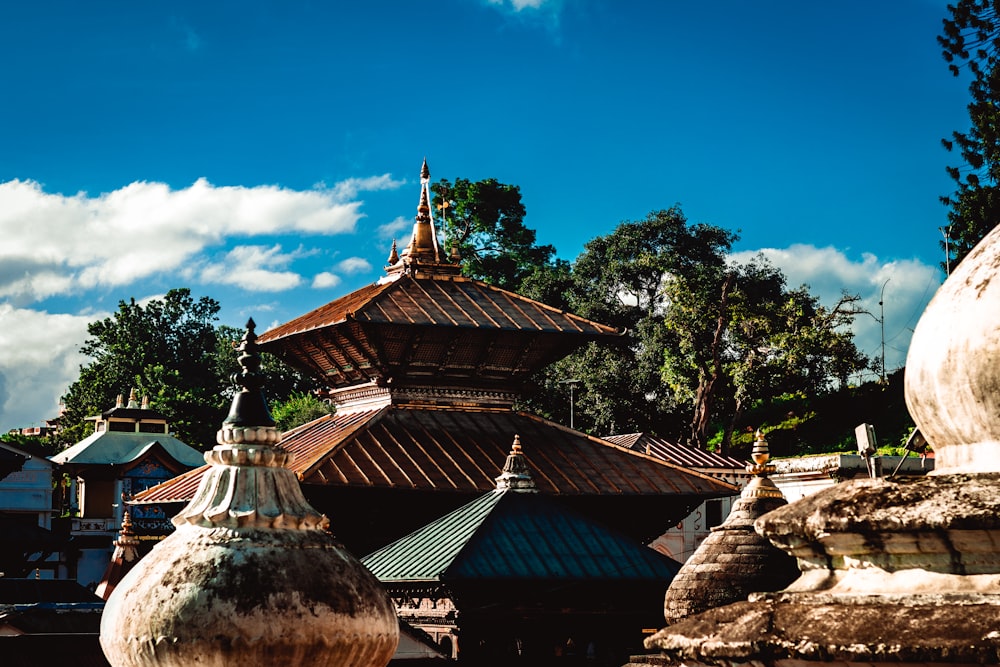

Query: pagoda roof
[
  {"left": 51, "top": 431, "right": 204, "bottom": 469},
  {"left": 133, "top": 405, "right": 738, "bottom": 504},
  {"left": 256, "top": 272, "right": 621, "bottom": 390},
  {"left": 362, "top": 485, "right": 682, "bottom": 584},
  {"left": 605, "top": 432, "right": 744, "bottom": 470},
  {"left": 255, "top": 160, "right": 621, "bottom": 392}
]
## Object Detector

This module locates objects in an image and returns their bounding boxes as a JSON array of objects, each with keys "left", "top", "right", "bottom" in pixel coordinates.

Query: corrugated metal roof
[
  {"left": 363, "top": 489, "right": 681, "bottom": 583},
  {"left": 604, "top": 432, "right": 744, "bottom": 470},
  {"left": 258, "top": 274, "right": 619, "bottom": 344},
  {"left": 133, "top": 407, "right": 738, "bottom": 504}
]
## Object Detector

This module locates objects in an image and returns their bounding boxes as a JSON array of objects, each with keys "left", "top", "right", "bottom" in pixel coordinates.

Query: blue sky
[{"left": 0, "top": 0, "right": 967, "bottom": 433}]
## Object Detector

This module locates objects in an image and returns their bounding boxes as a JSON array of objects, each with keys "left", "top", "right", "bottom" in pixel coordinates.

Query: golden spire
[
  {"left": 742, "top": 429, "right": 785, "bottom": 500},
  {"left": 399, "top": 158, "right": 442, "bottom": 265},
  {"left": 386, "top": 239, "right": 399, "bottom": 266}
]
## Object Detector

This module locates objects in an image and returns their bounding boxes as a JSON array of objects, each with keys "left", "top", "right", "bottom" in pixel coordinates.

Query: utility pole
[
  {"left": 879, "top": 278, "right": 890, "bottom": 383},
  {"left": 940, "top": 226, "right": 952, "bottom": 276},
  {"left": 558, "top": 379, "right": 581, "bottom": 430}
]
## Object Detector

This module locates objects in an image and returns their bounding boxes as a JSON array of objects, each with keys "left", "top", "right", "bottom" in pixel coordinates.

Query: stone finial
[
  {"left": 115, "top": 394, "right": 124, "bottom": 408},
  {"left": 742, "top": 430, "right": 784, "bottom": 500},
  {"left": 140, "top": 395, "right": 149, "bottom": 410},
  {"left": 100, "top": 319, "right": 399, "bottom": 667},
  {"left": 495, "top": 435, "right": 538, "bottom": 492},
  {"left": 126, "top": 388, "right": 139, "bottom": 409}
]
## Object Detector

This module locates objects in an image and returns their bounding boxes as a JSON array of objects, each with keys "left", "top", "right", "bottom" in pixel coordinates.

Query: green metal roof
[
  {"left": 362, "top": 488, "right": 681, "bottom": 584},
  {"left": 50, "top": 431, "right": 204, "bottom": 468}
]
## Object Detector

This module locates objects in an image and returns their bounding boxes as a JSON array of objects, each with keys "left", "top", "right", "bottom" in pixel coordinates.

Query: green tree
[
  {"left": 270, "top": 392, "right": 335, "bottom": 432},
  {"left": 939, "top": 0, "right": 1000, "bottom": 268},
  {"left": 526, "top": 208, "right": 736, "bottom": 437},
  {"left": 431, "top": 178, "right": 556, "bottom": 292},
  {"left": 664, "top": 256, "right": 868, "bottom": 453},
  {"left": 58, "top": 289, "right": 225, "bottom": 448}
]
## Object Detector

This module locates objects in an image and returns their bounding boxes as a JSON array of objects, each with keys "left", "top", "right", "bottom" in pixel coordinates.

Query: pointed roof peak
[
  {"left": 496, "top": 434, "right": 537, "bottom": 492},
  {"left": 384, "top": 159, "right": 462, "bottom": 279}
]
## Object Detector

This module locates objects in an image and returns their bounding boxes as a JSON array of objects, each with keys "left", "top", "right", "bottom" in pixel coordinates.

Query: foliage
[
  {"left": 523, "top": 208, "right": 737, "bottom": 437},
  {"left": 0, "top": 432, "right": 61, "bottom": 458},
  {"left": 939, "top": 0, "right": 1000, "bottom": 268},
  {"left": 721, "top": 370, "right": 914, "bottom": 461},
  {"left": 430, "top": 178, "right": 557, "bottom": 292},
  {"left": 58, "top": 291, "right": 318, "bottom": 451},
  {"left": 270, "top": 392, "right": 335, "bottom": 432},
  {"left": 59, "top": 289, "right": 224, "bottom": 448}
]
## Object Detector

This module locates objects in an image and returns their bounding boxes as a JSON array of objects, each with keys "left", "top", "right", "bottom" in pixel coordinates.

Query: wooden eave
[{"left": 258, "top": 274, "right": 622, "bottom": 388}]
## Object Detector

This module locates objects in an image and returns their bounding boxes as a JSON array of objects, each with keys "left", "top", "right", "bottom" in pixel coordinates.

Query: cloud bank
[{"left": 0, "top": 176, "right": 402, "bottom": 304}]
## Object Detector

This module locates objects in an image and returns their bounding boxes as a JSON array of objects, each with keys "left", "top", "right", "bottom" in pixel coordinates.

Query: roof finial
[
  {"left": 387, "top": 239, "right": 399, "bottom": 266},
  {"left": 222, "top": 318, "right": 275, "bottom": 428},
  {"left": 127, "top": 388, "right": 139, "bottom": 409},
  {"left": 495, "top": 434, "right": 537, "bottom": 492},
  {"left": 398, "top": 159, "right": 442, "bottom": 266},
  {"left": 742, "top": 429, "right": 784, "bottom": 499}
]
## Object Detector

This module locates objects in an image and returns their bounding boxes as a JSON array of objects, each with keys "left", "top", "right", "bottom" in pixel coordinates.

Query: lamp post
[
  {"left": 940, "top": 226, "right": 952, "bottom": 276},
  {"left": 879, "top": 278, "right": 890, "bottom": 384},
  {"left": 558, "top": 379, "right": 581, "bottom": 430}
]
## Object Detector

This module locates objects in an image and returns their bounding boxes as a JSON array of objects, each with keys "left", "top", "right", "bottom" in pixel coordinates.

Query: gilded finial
[
  {"left": 742, "top": 429, "right": 784, "bottom": 500},
  {"left": 421, "top": 157, "right": 430, "bottom": 181},
  {"left": 387, "top": 239, "right": 399, "bottom": 265}
]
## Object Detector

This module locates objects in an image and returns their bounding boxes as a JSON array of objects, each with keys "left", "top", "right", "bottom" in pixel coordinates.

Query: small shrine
[
  {"left": 659, "top": 430, "right": 797, "bottom": 625},
  {"left": 50, "top": 390, "right": 203, "bottom": 587}
]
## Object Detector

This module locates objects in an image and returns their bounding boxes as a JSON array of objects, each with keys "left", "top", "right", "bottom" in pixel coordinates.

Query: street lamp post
[
  {"left": 879, "top": 278, "right": 890, "bottom": 384},
  {"left": 558, "top": 379, "right": 581, "bottom": 430}
]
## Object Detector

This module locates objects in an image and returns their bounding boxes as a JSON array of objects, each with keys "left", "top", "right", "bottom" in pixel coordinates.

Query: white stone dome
[{"left": 905, "top": 223, "right": 1000, "bottom": 473}]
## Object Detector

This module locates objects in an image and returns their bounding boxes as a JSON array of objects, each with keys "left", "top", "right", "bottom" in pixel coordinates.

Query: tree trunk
[{"left": 688, "top": 273, "right": 734, "bottom": 449}]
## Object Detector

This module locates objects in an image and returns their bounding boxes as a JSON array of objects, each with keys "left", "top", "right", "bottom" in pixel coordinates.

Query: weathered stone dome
[
  {"left": 905, "top": 222, "right": 1000, "bottom": 473},
  {"left": 100, "top": 321, "right": 398, "bottom": 667}
]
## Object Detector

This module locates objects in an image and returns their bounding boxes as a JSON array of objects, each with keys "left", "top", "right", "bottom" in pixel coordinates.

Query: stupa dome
[{"left": 905, "top": 223, "right": 1000, "bottom": 473}]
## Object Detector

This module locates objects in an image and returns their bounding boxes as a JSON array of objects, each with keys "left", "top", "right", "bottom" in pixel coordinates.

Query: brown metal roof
[
  {"left": 259, "top": 274, "right": 619, "bottom": 343},
  {"left": 604, "top": 432, "right": 744, "bottom": 470},
  {"left": 133, "top": 407, "right": 737, "bottom": 505},
  {"left": 254, "top": 274, "right": 623, "bottom": 390}
]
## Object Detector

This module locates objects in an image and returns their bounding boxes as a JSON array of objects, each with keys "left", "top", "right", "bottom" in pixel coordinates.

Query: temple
[{"left": 134, "top": 160, "right": 737, "bottom": 558}]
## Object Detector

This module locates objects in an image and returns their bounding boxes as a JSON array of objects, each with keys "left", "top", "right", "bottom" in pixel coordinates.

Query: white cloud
[
  {"left": 377, "top": 215, "right": 411, "bottom": 240},
  {"left": 0, "top": 177, "right": 385, "bottom": 303},
  {"left": 335, "top": 257, "right": 372, "bottom": 274},
  {"left": 198, "top": 245, "right": 304, "bottom": 292},
  {"left": 487, "top": 0, "right": 548, "bottom": 10},
  {"left": 0, "top": 304, "right": 100, "bottom": 432},
  {"left": 312, "top": 272, "right": 342, "bottom": 289},
  {"left": 730, "top": 245, "right": 942, "bottom": 376}
]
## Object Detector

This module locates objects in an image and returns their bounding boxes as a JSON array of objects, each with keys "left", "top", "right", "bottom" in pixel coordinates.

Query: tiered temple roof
[{"left": 133, "top": 160, "right": 738, "bottom": 553}]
